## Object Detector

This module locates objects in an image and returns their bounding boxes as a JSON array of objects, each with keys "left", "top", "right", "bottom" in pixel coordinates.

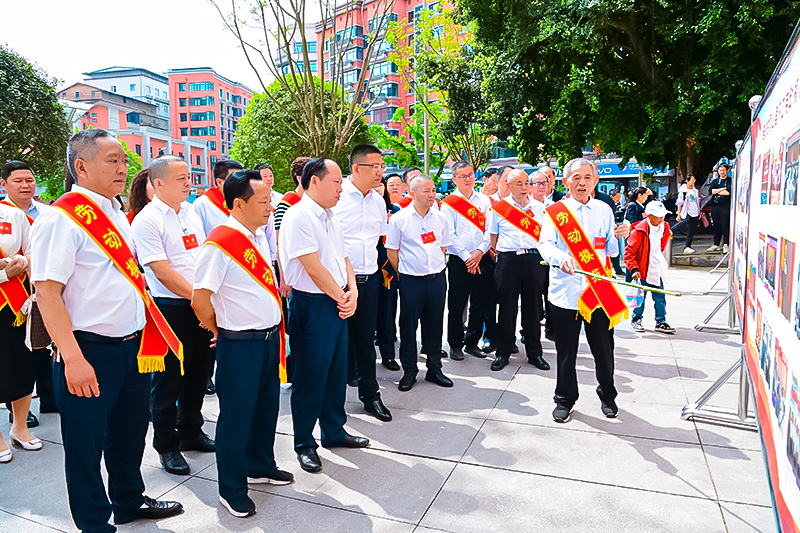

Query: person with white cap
[{"left": 623, "top": 200, "right": 676, "bottom": 334}]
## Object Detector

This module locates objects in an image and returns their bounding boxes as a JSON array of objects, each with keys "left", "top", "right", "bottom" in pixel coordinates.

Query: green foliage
[
  {"left": 458, "top": 0, "right": 800, "bottom": 179},
  {"left": 232, "top": 76, "right": 373, "bottom": 192},
  {"left": 120, "top": 139, "right": 143, "bottom": 192},
  {"left": 370, "top": 105, "right": 450, "bottom": 178},
  {"left": 0, "top": 45, "right": 70, "bottom": 200}
]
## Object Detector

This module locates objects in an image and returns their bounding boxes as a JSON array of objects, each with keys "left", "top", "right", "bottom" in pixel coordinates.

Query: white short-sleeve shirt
[
  {"left": 30, "top": 185, "right": 146, "bottom": 337},
  {"left": 193, "top": 216, "right": 281, "bottom": 330},
  {"left": 192, "top": 192, "right": 228, "bottom": 236},
  {"left": 441, "top": 190, "right": 491, "bottom": 261},
  {"left": 385, "top": 204, "right": 451, "bottom": 276},
  {"left": 487, "top": 196, "right": 545, "bottom": 252},
  {"left": 331, "top": 178, "right": 387, "bottom": 275},
  {"left": 131, "top": 195, "right": 206, "bottom": 299},
  {"left": 279, "top": 194, "right": 348, "bottom": 293}
]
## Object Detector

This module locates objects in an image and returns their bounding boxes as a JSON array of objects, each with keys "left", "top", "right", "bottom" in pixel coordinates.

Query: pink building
[{"left": 166, "top": 68, "right": 253, "bottom": 175}]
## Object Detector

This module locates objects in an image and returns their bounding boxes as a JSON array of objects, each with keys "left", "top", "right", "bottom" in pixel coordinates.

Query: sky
[{"left": 1, "top": 0, "right": 283, "bottom": 92}]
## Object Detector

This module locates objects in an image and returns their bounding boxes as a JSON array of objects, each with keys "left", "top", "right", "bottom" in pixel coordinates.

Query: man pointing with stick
[{"left": 539, "top": 158, "right": 630, "bottom": 424}]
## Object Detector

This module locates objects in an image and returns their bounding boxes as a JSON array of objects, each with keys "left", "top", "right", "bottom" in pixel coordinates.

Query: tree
[
  {"left": 211, "top": 0, "right": 395, "bottom": 163},
  {"left": 231, "top": 76, "right": 372, "bottom": 192},
  {"left": 0, "top": 46, "right": 70, "bottom": 200},
  {"left": 385, "top": 5, "right": 494, "bottom": 170},
  {"left": 458, "top": 0, "right": 800, "bottom": 180}
]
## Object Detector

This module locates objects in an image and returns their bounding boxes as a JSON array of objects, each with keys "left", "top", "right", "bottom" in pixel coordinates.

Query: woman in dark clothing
[
  {"left": 375, "top": 176, "right": 401, "bottom": 371},
  {"left": 706, "top": 163, "right": 732, "bottom": 252},
  {"left": 624, "top": 186, "right": 652, "bottom": 225}
]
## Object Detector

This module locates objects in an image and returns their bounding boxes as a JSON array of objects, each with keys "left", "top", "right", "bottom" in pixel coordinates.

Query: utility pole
[{"left": 422, "top": 0, "right": 430, "bottom": 176}]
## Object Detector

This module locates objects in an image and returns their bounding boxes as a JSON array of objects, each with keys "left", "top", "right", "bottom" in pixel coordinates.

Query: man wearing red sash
[
  {"left": 131, "top": 156, "right": 214, "bottom": 476},
  {"left": 274, "top": 156, "right": 310, "bottom": 300},
  {"left": 31, "top": 130, "right": 182, "bottom": 532},
  {"left": 441, "top": 161, "right": 493, "bottom": 360},
  {"left": 539, "top": 158, "right": 628, "bottom": 423},
  {"left": 1, "top": 160, "right": 56, "bottom": 424},
  {"left": 487, "top": 169, "right": 550, "bottom": 372},
  {"left": 193, "top": 170, "right": 293, "bottom": 518},
  {"left": 193, "top": 159, "right": 243, "bottom": 236}
]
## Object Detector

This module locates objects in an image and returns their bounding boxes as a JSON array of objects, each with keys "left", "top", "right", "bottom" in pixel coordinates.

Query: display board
[{"left": 738, "top": 21, "right": 800, "bottom": 533}]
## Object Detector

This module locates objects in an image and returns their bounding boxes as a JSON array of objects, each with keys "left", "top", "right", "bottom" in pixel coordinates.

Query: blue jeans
[{"left": 632, "top": 279, "right": 667, "bottom": 323}]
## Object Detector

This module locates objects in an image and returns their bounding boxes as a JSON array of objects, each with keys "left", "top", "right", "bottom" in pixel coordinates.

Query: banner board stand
[
  {"left": 695, "top": 291, "right": 740, "bottom": 333},
  {"left": 681, "top": 348, "right": 758, "bottom": 429}
]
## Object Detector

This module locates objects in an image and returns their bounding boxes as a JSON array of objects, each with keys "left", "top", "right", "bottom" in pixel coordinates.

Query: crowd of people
[{"left": 1, "top": 129, "right": 697, "bottom": 531}]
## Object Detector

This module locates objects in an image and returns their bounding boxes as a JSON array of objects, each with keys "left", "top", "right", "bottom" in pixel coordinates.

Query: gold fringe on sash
[
  {"left": 138, "top": 356, "right": 166, "bottom": 374},
  {"left": 12, "top": 310, "right": 26, "bottom": 327},
  {"left": 578, "top": 299, "right": 629, "bottom": 329}
]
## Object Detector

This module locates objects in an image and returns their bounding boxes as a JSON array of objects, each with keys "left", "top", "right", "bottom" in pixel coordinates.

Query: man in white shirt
[
  {"left": 487, "top": 169, "right": 550, "bottom": 372},
  {"left": 332, "top": 144, "right": 392, "bottom": 422},
  {"left": 541, "top": 165, "right": 564, "bottom": 203},
  {"left": 279, "top": 158, "right": 367, "bottom": 474},
  {"left": 539, "top": 158, "right": 627, "bottom": 423},
  {"left": 193, "top": 170, "right": 293, "bottom": 518},
  {"left": 132, "top": 155, "right": 214, "bottom": 477},
  {"left": 32, "top": 130, "right": 182, "bottom": 532},
  {"left": 256, "top": 163, "right": 284, "bottom": 207},
  {"left": 386, "top": 175, "right": 453, "bottom": 392},
  {"left": 441, "top": 161, "right": 492, "bottom": 360},
  {"left": 193, "top": 159, "right": 243, "bottom": 235}
]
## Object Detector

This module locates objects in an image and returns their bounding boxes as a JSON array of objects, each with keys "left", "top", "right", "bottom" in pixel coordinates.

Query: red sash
[
  {"left": 397, "top": 197, "right": 412, "bottom": 208},
  {"left": 52, "top": 193, "right": 183, "bottom": 373},
  {"left": 491, "top": 199, "right": 542, "bottom": 241},
  {"left": 545, "top": 201, "right": 628, "bottom": 328},
  {"left": 0, "top": 246, "right": 29, "bottom": 325},
  {"left": 0, "top": 200, "right": 34, "bottom": 225},
  {"left": 204, "top": 225, "right": 288, "bottom": 383},
  {"left": 279, "top": 191, "right": 302, "bottom": 207},
  {"left": 204, "top": 187, "right": 230, "bottom": 216},
  {"left": 442, "top": 194, "right": 486, "bottom": 232}
]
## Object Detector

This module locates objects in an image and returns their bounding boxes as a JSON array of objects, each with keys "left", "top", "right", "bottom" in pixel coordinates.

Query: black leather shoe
[
  {"left": 347, "top": 378, "right": 358, "bottom": 387},
  {"left": 527, "top": 355, "right": 550, "bottom": 371},
  {"left": 205, "top": 378, "right": 216, "bottom": 395},
  {"left": 464, "top": 345, "right": 486, "bottom": 358},
  {"left": 381, "top": 359, "right": 400, "bottom": 371},
  {"left": 398, "top": 373, "right": 417, "bottom": 392},
  {"left": 424, "top": 371, "right": 454, "bottom": 387},
  {"left": 159, "top": 450, "right": 190, "bottom": 475},
  {"left": 179, "top": 432, "right": 215, "bottom": 452},
  {"left": 449, "top": 347, "right": 465, "bottom": 360},
  {"left": 364, "top": 399, "right": 392, "bottom": 421},
  {"left": 297, "top": 447, "right": 322, "bottom": 472},
  {"left": 490, "top": 355, "right": 509, "bottom": 371},
  {"left": 481, "top": 342, "right": 497, "bottom": 354},
  {"left": 115, "top": 496, "right": 184, "bottom": 524},
  {"left": 339, "top": 433, "right": 370, "bottom": 448}
]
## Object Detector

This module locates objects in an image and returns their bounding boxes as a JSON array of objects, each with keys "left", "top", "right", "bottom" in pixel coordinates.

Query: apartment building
[{"left": 83, "top": 67, "right": 170, "bottom": 121}]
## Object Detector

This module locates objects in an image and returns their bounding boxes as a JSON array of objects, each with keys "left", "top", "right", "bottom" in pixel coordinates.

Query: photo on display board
[
  {"left": 748, "top": 263, "right": 757, "bottom": 320},
  {"left": 761, "top": 318, "right": 773, "bottom": 382},
  {"left": 759, "top": 233, "right": 767, "bottom": 281},
  {"left": 785, "top": 127, "right": 800, "bottom": 206},
  {"left": 787, "top": 373, "right": 800, "bottom": 489},
  {"left": 762, "top": 150, "right": 771, "bottom": 204},
  {"left": 757, "top": 300, "right": 764, "bottom": 353},
  {"left": 737, "top": 147, "right": 751, "bottom": 213},
  {"left": 767, "top": 235, "right": 779, "bottom": 297},
  {"left": 772, "top": 141, "right": 785, "bottom": 205},
  {"left": 773, "top": 340, "right": 788, "bottom": 425},
  {"left": 780, "top": 238, "right": 796, "bottom": 320},
  {"left": 795, "top": 265, "right": 800, "bottom": 340}
]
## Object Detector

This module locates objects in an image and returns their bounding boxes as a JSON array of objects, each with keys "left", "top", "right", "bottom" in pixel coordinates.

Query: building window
[
  {"left": 369, "top": 13, "right": 398, "bottom": 34},
  {"left": 310, "top": 60, "right": 318, "bottom": 72},
  {"left": 219, "top": 88, "right": 223, "bottom": 98},
  {"left": 179, "top": 152, "right": 183, "bottom": 158},
  {"left": 190, "top": 126, "right": 216, "bottom": 136},
  {"left": 189, "top": 96, "right": 215, "bottom": 106},
  {"left": 344, "top": 47, "right": 363, "bottom": 62},
  {"left": 387, "top": 129, "right": 399, "bottom": 137},
  {"left": 232, "top": 108, "right": 243, "bottom": 117},
  {"left": 127, "top": 112, "right": 141, "bottom": 124},
  {"left": 293, "top": 42, "right": 303, "bottom": 54},
  {"left": 226, "top": 91, "right": 230, "bottom": 100},
  {"left": 190, "top": 111, "right": 216, "bottom": 121},
  {"left": 372, "top": 107, "right": 397, "bottom": 123},
  {"left": 75, "top": 91, "right": 79, "bottom": 98},
  {"left": 146, "top": 86, "right": 151, "bottom": 94},
  {"left": 180, "top": 113, "right": 187, "bottom": 121},
  {"left": 91, "top": 118, "right": 97, "bottom": 123},
  {"left": 179, "top": 98, "right": 187, "bottom": 107},
  {"left": 91, "top": 91, "right": 96, "bottom": 97},
  {"left": 135, "top": 144, "right": 142, "bottom": 156},
  {"left": 207, "top": 141, "right": 216, "bottom": 150},
  {"left": 227, "top": 105, "right": 230, "bottom": 114},
  {"left": 373, "top": 61, "right": 397, "bottom": 76},
  {"left": 308, "top": 41, "right": 317, "bottom": 53},
  {"left": 196, "top": 155, "right": 201, "bottom": 165},
  {"left": 179, "top": 83, "right": 186, "bottom": 91},
  {"left": 130, "top": 84, "right": 136, "bottom": 91},
  {"left": 375, "top": 83, "right": 398, "bottom": 98},
  {"left": 189, "top": 82, "right": 214, "bottom": 91},
  {"left": 282, "top": 65, "right": 290, "bottom": 75},
  {"left": 210, "top": 155, "right": 218, "bottom": 164},
  {"left": 180, "top": 128, "right": 188, "bottom": 136},
  {"left": 343, "top": 69, "right": 361, "bottom": 84},
  {"left": 110, "top": 85, "right": 117, "bottom": 92}
]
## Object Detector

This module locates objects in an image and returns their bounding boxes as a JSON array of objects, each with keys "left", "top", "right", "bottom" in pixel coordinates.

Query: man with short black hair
[
  {"left": 255, "top": 163, "right": 283, "bottom": 207},
  {"left": 396, "top": 167, "right": 421, "bottom": 208},
  {"left": 193, "top": 159, "right": 243, "bottom": 235},
  {"left": 480, "top": 168, "right": 499, "bottom": 199},
  {"left": 541, "top": 165, "right": 564, "bottom": 202},
  {"left": 280, "top": 157, "right": 368, "bottom": 473},
  {"left": 132, "top": 155, "right": 214, "bottom": 476}
]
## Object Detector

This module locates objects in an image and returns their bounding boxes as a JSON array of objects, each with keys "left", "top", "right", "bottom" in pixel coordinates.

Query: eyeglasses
[
  {"left": 529, "top": 181, "right": 548, "bottom": 186},
  {"left": 356, "top": 163, "right": 387, "bottom": 171},
  {"left": 454, "top": 173, "right": 475, "bottom": 180}
]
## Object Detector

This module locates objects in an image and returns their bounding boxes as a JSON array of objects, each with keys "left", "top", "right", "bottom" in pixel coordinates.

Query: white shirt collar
[
  {"left": 509, "top": 195, "right": 532, "bottom": 210},
  {"left": 455, "top": 188, "right": 477, "bottom": 202},
  {"left": 150, "top": 195, "right": 175, "bottom": 214},
  {"left": 563, "top": 195, "right": 595, "bottom": 211},
  {"left": 226, "top": 214, "right": 258, "bottom": 241},
  {"left": 71, "top": 184, "right": 121, "bottom": 212},
  {"left": 302, "top": 194, "right": 334, "bottom": 222}
]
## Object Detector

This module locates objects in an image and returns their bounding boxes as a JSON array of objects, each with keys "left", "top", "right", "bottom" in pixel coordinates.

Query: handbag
[
  {"left": 23, "top": 294, "right": 52, "bottom": 351},
  {"left": 700, "top": 212, "right": 710, "bottom": 228}
]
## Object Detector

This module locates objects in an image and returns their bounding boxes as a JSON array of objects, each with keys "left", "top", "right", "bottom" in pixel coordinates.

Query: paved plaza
[{"left": 0, "top": 267, "right": 775, "bottom": 532}]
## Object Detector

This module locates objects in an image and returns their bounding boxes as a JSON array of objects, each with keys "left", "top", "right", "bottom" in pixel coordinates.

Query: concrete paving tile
[
  {"left": 140, "top": 421, "right": 218, "bottom": 476},
  {"left": 696, "top": 423, "right": 762, "bottom": 452},
  {"left": 419, "top": 463, "right": 726, "bottom": 533},
  {"left": 720, "top": 502, "right": 777, "bottom": 533},
  {"left": 669, "top": 336, "right": 744, "bottom": 361},
  {"left": 683, "top": 381, "right": 750, "bottom": 414},
  {"left": 126, "top": 475, "right": 416, "bottom": 533},
  {"left": 676, "top": 356, "right": 741, "bottom": 382},
  {"left": 463, "top": 419, "right": 716, "bottom": 499},
  {"left": 0, "top": 512, "right": 65, "bottom": 533},
  {"left": 0, "top": 406, "right": 62, "bottom": 446},
  {"left": 344, "top": 409, "right": 483, "bottom": 460},
  {"left": 704, "top": 446, "right": 773, "bottom": 506}
]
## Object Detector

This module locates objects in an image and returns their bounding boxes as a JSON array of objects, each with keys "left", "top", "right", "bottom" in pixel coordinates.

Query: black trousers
[
  {"left": 474, "top": 254, "right": 498, "bottom": 343},
  {"left": 495, "top": 252, "right": 547, "bottom": 358},
  {"left": 215, "top": 329, "right": 280, "bottom": 506},
  {"left": 543, "top": 268, "right": 555, "bottom": 338},
  {"left": 289, "top": 291, "right": 348, "bottom": 450},
  {"left": 55, "top": 331, "right": 149, "bottom": 533},
  {"left": 711, "top": 204, "right": 730, "bottom": 245},
  {"left": 33, "top": 348, "right": 56, "bottom": 410},
  {"left": 376, "top": 271, "right": 398, "bottom": 362},
  {"left": 552, "top": 305, "right": 617, "bottom": 408},
  {"left": 447, "top": 254, "right": 494, "bottom": 350},
  {"left": 398, "top": 271, "right": 446, "bottom": 376},
  {"left": 348, "top": 273, "right": 381, "bottom": 404},
  {"left": 150, "top": 299, "right": 213, "bottom": 454}
]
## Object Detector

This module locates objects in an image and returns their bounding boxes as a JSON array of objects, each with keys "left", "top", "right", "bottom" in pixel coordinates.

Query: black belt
[
  {"left": 73, "top": 330, "right": 143, "bottom": 345},
  {"left": 403, "top": 270, "right": 445, "bottom": 280},
  {"left": 355, "top": 273, "right": 376, "bottom": 284},
  {"left": 218, "top": 325, "right": 280, "bottom": 341},
  {"left": 499, "top": 249, "right": 541, "bottom": 256},
  {"left": 153, "top": 297, "right": 191, "bottom": 307}
]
